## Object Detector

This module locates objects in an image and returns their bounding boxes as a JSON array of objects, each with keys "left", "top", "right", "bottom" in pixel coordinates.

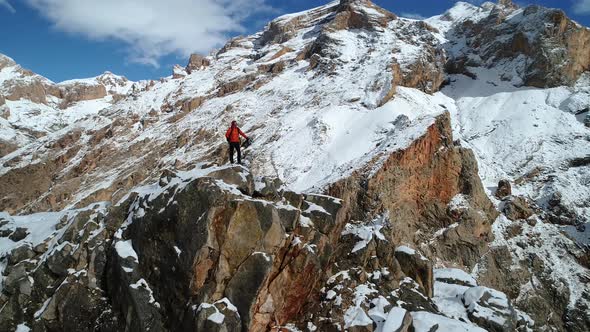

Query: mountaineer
[{"left": 225, "top": 120, "right": 249, "bottom": 164}]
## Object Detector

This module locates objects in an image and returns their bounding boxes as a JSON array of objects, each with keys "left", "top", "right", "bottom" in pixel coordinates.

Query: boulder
[
  {"left": 495, "top": 179, "right": 512, "bottom": 199},
  {"left": 193, "top": 300, "right": 241, "bottom": 332},
  {"left": 254, "top": 176, "right": 283, "bottom": 200},
  {"left": 8, "top": 227, "right": 28, "bottom": 242},
  {"left": 186, "top": 54, "right": 211, "bottom": 74},
  {"left": 394, "top": 246, "right": 433, "bottom": 298},
  {"left": 462, "top": 286, "right": 518, "bottom": 332},
  {"left": 7, "top": 243, "right": 35, "bottom": 265},
  {"left": 206, "top": 166, "right": 254, "bottom": 195},
  {"left": 502, "top": 196, "right": 534, "bottom": 221}
]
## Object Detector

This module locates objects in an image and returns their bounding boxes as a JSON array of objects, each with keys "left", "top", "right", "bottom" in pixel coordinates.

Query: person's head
[{"left": 231, "top": 120, "right": 237, "bottom": 127}]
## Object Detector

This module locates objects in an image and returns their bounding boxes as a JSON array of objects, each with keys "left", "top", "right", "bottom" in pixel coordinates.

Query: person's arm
[
  {"left": 238, "top": 128, "right": 248, "bottom": 139},
  {"left": 225, "top": 128, "right": 231, "bottom": 141}
]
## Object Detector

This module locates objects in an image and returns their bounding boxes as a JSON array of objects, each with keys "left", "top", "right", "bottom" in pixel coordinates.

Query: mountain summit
[{"left": 0, "top": 1, "right": 589, "bottom": 331}]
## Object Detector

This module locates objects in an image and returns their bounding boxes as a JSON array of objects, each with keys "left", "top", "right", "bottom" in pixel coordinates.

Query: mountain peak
[
  {"left": 0, "top": 53, "right": 16, "bottom": 68},
  {"left": 498, "top": 0, "right": 517, "bottom": 9}
]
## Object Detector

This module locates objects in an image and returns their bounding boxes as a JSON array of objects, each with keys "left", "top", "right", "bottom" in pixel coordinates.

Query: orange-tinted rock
[
  {"left": 185, "top": 54, "right": 210, "bottom": 74},
  {"left": 59, "top": 83, "right": 107, "bottom": 108}
]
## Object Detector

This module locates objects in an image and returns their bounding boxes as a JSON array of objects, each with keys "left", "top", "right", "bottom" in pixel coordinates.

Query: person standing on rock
[{"left": 225, "top": 120, "right": 249, "bottom": 164}]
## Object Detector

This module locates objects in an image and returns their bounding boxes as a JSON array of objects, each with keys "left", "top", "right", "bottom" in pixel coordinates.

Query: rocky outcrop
[
  {"left": 59, "top": 82, "right": 107, "bottom": 108},
  {"left": 185, "top": 54, "right": 211, "bottom": 74},
  {"left": 501, "top": 196, "right": 534, "bottom": 221},
  {"left": 0, "top": 55, "right": 55, "bottom": 104},
  {"left": 327, "top": 112, "right": 497, "bottom": 268},
  {"left": 0, "top": 166, "right": 350, "bottom": 331},
  {"left": 447, "top": 3, "right": 590, "bottom": 87},
  {"left": 329, "top": 0, "right": 397, "bottom": 31},
  {"left": 495, "top": 179, "right": 512, "bottom": 199}
]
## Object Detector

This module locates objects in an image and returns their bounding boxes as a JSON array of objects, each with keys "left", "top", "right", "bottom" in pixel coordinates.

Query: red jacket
[{"left": 225, "top": 125, "right": 247, "bottom": 143}]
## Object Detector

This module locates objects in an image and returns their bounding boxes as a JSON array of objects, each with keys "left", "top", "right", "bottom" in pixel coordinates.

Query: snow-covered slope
[
  {"left": 0, "top": 0, "right": 589, "bottom": 331},
  {"left": 0, "top": 0, "right": 451, "bottom": 213},
  {"left": 445, "top": 68, "right": 590, "bottom": 220},
  {"left": 0, "top": 55, "right": 144, "bottom": 157}
]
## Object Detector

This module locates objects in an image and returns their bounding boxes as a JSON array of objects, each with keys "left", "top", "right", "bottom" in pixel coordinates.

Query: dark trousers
[{"left": 229, "top": 142, "right": 241, "bottom": 164}]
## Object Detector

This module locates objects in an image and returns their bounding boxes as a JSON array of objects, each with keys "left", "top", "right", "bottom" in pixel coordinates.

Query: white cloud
[
  {"left": 0, "top": 0, "right": 15, "bottom": 13},
  {"left": 400, "top": 12, "right": 426, "bottom": 20},
  {"left": 573, "top": 0, "right": 590, "bottom": 14},
  {"left": 24, "top": 0, "right": 274, "bottom": 66}
]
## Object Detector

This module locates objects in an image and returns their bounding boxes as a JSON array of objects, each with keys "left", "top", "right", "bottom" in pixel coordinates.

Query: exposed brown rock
[
  {"left": 451, "top": 5, "right": 590, "bottom": 87},
  {"left": 495, "top": 179, "right": 512, "bottom": 199},
  {"left": 502, "top": 196, "right": 534, "bottom": 221},
  {"left": 186, "top": 54, "right": 211, "bottom": 74},
  {"left": 217, "top": 75, "right": 257, "bottom": 97},
  {"left": 59, "top": 83, "right": 107, "bottom": 108},
  {"left": 4, "top": 80, "right": 49, "bottom": 104},
  {"left": 259, "top": 5, "right": 336, "bottom": 46},
  {"left": 330, "top": 0, "right": 397, "bottom": 31},
  {"left": 269, "top": 47, "right": 294, "bottom": 60},
  {"left": 327, "top": 112, "right": 497, "bottom": 268},
  {"left": 0, "top": 139, "right": 18, "bottom": 158},
  {"left": 395, "top": 247, "right": 434, "bottom": 297}
]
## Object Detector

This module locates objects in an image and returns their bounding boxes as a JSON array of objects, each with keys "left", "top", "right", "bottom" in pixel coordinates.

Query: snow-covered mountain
[
  {"left": 0, "top": 55, "right": 154, "bottom": 158},
  {"left": 0, "top": 0, "right": 589, "bottom": 331}
]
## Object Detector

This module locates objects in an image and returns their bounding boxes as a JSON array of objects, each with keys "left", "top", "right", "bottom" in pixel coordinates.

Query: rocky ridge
[{"left": 0, "top": 0, "right": 589, "bottom": 331}]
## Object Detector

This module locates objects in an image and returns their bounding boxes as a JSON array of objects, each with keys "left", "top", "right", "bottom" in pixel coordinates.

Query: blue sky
[{"left": 1, "top": 0, "right": 589, "bottom": 82}]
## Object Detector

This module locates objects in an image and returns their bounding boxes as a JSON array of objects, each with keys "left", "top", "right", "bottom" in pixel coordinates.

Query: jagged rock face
[
  {"left": 444, "top": 3, "right": 590, "bottom": 87},
  {"left": 327, "top": 112, "right": 497, "bottom": 268},
  {"left": 58, "top": 82, "right": 107, "bottom": 108},
  {"left": 0, "top": 1, "right": 588, "bottom": 331},
  {"left": 0, "top": 57, "right": 53, "bottom": 104},
  {"left": 185, "top": 54, "right": 211, "bottom": 74},
  {"left": 95, "top": 72, "right": 131, "bottom": 94},
  {"left": 0, "top": 167, "right": 352, "bottom": 331},
  {"left": 330, "top": 0, "right": 397, "bottom": 31}
]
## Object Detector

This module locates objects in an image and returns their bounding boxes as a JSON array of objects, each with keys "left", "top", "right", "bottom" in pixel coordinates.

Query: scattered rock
[
  {"left": 7, "top": 243, "right": 35, "bottom": 266},
  {"left": 462, "top": 286, "right": 518, "bottom": 332},
  {"left": 505, "top": 223, "right": 523, "bottom": 239},
  {"left": 502, "top": 196, "right": 534, "bottom": 221},
  {"left": 495, "top": 179, "right": 512, "bottom": 199},
  {"left": 8, "top": 227, "right": 28, "bottom": 242},
  {"left": 569, "top": 156, "right": 590, "bottom": 168}
]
